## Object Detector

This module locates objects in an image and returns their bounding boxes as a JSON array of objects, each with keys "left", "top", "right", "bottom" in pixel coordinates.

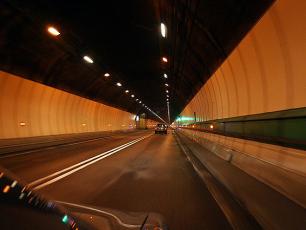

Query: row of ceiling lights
[
  {"left": 160, "top": 23, "right": 170, "bottom": 122},
  {"left": 47, "top": 25, "right": 163, "bottom": 119}
]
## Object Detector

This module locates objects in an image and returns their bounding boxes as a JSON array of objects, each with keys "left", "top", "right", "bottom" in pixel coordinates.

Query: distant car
[{"left": 155, "top": 124, "right": 167, "bottom": 134}]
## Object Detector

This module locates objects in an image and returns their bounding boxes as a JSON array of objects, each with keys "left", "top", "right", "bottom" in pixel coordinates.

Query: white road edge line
[
  {"left": 55, "top": 200, "right": 141, "bottom": 228},
  {"left": 31, "top": 134, "right": 152, "bottom": 190}
]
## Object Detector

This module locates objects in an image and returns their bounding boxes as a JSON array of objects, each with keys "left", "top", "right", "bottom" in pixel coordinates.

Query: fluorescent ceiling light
[
  {"left": 47, "top": 26, "right": 60, "bottom": 36},
  {"left": 161, "top": 23, "right": 167, "bottom": 38},
  {"left": 83, "top": 55, "right": 94, "bottom": 63}
]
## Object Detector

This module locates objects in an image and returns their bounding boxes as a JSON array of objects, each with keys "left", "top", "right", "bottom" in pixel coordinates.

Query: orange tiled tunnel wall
[
  {"left": 180, "top": 0, "right": 306, "bottom": 121},
  {"left": 0, "top": 71, "right": 136, "bottom": 138},
  {"left": 176, "top": 0, "right": 306, "bottom": 211}
]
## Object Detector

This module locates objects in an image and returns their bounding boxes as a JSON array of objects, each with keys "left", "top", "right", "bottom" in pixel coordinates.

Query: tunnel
[{"left": 0, "top": 0, "right": 306, "bottom": 229}]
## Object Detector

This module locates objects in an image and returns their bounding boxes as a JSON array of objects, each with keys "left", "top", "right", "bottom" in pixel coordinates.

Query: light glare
[
  {"left": 83, "top": 55, "right": 94, "bottom": 63},
  {"left": 116, "top": 82, "right": 122, "bottom": 87},
  {"left": 162, "top": 57, "right": 168, "bottom": 63},
  {"left": 125, "top": 90, "right": 129, "bottom": 93},
  {"left": 62, "top": 215, "right": 68, "bottom": 224},
  {"left": 161, "top": 23, "right": 167, "bottom": 38},
  {"left": 47, "top": 26, "right": 60, "bottom": 36},
  {"left": 131, "top": 94, "right": 135, "bottom": 98},
  {"left": 163, "top": 74, "right": 168, "bottom": 79},
  {"left": 104, "top": 73, "right": 110, "bottom": 77},
  {"left": 3, "top": 185, "right": 10, "bottom": 193}
]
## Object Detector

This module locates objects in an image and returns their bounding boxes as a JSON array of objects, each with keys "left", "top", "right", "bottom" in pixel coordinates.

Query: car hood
[
  {"left": 0, "top": 167, "right": 166, "bottom": 230},
  {"left": 57, "top": 200, "right": 166, "bottom": 230}
]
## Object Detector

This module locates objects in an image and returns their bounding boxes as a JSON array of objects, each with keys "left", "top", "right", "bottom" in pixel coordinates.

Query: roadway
[{"left": 0, "top": 130, "right": 231, "bottom": 230}]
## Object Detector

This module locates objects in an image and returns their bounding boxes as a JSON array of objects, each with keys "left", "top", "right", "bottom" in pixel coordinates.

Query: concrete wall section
[
  {"left": 0, "top": 71, "right": 135, "bottom": 138},
  {"left": 180, "top": 0, "right": 306, "bottom": 122}
]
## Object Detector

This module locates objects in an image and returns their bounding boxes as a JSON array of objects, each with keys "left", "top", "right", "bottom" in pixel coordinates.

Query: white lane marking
[
  {"left": 31, "top": 135, "right": 152, "bottom": 190},
  {"left": 0, "top": 136, "right": 113, "bottom": 159},
  {"left": 28, "top": 136, "right": 144, "bottom": 187},
  {"left": 55, "top": 201, "right": 141, "bottom": 228}
]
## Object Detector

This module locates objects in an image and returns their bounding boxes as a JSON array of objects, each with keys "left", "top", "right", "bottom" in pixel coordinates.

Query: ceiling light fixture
[
  {"left": 166, "top": 90, "right": 169, "bottom": 93},
  {"left": 165, "top": 83, "right": 169, "bottom": 87},
  {"left": 125, "top": 90, "right": 129, "bottom": 93},
  {"left": 47, "top": 26, "right": 60, "bottom": 36},
  {"left": 83, "top": 55, "right": 94, "bottom": 63},
  {"left": 116, "top": 82, "right": 122, "bottom": 87},
  {"left": 104, "top": 73, "right": 110, "bottom": 77},
  {"left": 162, "top": 57, "right": 168, "bottom": 63},
  {"left": 161, "top": 23, "right": 167, "bottom": 38},
  {"left": 131, "top": 94, "right": 135, "bottom": 98},
  {"left": 163, "top": 73, "right": 168, "bottom": 79}
]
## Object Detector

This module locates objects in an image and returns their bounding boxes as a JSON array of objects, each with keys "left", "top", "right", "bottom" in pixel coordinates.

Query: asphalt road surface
[{"left": 0, "top": 130, "right": 231, "bottom": 229}]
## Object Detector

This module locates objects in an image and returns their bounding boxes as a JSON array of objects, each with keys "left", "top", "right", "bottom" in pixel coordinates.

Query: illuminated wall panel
[
  {"left": 0, "top": 71, "right": 135, "bottom": 139},
  {"left": 180, "top": 0, "right": 306, "bottom": 122}
]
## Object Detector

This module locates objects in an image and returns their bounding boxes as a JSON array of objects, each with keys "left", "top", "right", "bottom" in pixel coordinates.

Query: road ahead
[{"left": 0, "top": 130, "right": 230, "bottom": 230}]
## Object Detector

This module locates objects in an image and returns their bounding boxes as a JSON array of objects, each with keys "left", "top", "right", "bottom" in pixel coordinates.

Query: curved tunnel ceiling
[{"left": 0, "top": 0, "right": 273, "bottom": 122}]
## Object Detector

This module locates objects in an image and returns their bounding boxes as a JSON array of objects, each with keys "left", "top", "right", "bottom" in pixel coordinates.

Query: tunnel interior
[
  {"left": 1, "top": 0, "right": 306, "bottom": 229},
  {"left": 1, "top": 0, "right": 274, "bottom": 122}
]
